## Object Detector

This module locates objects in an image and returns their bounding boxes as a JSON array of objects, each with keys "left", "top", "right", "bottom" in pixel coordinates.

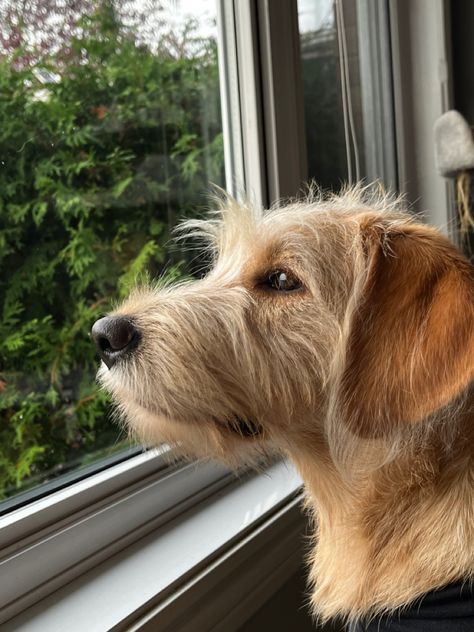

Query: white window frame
[
  {"left": 388, "top": 0, "right": 454, "bottom": 232},
  {"left": 0, "top": 449, "right": 236, "bottom": 623},
  {"left": 356, "top": 0, "right": 398, "bottom": 190},
  {"left": 2, "top": 460, "right": 303, "bottom": 631},
  {"left": 219, "top": 0, "right": 307, "bottom": 207}
]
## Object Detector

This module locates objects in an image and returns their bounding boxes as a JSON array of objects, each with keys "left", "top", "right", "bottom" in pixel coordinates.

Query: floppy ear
[{"left": 341, "top": 222, "right": 474, "bottom": 436}]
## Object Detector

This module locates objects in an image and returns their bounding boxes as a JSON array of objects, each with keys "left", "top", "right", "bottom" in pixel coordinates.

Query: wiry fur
[{"left": 98, "top": 184, "right": 474, "bottom": 625}]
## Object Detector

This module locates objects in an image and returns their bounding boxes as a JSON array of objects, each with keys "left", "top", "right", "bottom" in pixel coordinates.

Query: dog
[{"left": 92, "top": 186, "right": 474, "bottom": 630}]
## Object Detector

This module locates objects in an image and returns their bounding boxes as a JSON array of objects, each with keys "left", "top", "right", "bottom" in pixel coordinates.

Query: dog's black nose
[{"left": 91, "top": 316, "right": 140, "bottom": 369}]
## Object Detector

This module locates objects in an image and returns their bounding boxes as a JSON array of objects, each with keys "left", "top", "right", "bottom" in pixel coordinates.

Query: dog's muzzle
[{"left": 91, "top": 316, "right": 140, "bottom": 369}]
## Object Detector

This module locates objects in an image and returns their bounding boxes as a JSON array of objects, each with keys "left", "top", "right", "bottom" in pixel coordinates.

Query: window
[{"left": 0, "top": 0, "right": 224, "bottom": 504}]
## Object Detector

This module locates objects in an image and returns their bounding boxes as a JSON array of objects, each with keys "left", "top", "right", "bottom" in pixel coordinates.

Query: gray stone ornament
[{"left": 434, "top": 110, "right": 474, "bottom": 178}]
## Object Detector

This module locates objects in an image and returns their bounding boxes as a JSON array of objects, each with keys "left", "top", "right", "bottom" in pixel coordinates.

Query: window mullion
[
  {"left": 356, "top": 0, "right": 397, "bottom": 190},
  {"left": 216, "top": 0, "right": 245, "bottom": 199},
  {"left": 232, "top": 0, "right": 269, "bottom": 208},
  {"left": 220, "top": 0, "right": 308, "bottom": 208},
  {"left": 388, "top": 0, "right": 454, "bottom": 229}
]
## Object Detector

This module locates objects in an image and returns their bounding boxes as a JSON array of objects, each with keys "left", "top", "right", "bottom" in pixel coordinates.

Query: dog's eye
[{"left": 265, "top": 270, "right": 302, "bottom": 293}]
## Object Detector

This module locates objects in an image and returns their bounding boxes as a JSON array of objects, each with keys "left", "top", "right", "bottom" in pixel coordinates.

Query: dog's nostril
[
  {"left": 97, "top": 335, "right": 113, "bottom": 353},
  {"left": 91, "top": 316, "right": 140, "bottom": 368}
]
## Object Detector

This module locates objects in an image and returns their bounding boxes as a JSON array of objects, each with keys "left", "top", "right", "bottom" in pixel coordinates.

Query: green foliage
[{"left": 0, "top": 0, "right": 224, "bottom": 499}]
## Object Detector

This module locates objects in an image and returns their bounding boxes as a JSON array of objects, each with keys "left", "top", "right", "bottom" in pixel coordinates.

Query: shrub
[{"left": 0, "top": 0, "right": 224, "bottom": 498}]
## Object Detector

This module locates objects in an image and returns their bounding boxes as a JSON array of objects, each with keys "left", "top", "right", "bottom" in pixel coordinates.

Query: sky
[
  {"left": 297, "top": 0, "right": 334, "bottom": 34},
  {"left": 0, "top": 0, "right": 334, "bottom": 55}
]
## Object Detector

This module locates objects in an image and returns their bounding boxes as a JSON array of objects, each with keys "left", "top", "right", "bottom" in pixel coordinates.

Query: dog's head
[{"left": 92, "top": 188, "right": 474, "bottom": 468}]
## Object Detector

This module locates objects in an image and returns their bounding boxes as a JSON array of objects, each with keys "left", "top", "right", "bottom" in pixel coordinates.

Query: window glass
[
  {"left": 298, "top": 0, "right": 365, "bottom": 189},
  {"left": 0, "top": 0, "right": 224, "bottom": 501}
]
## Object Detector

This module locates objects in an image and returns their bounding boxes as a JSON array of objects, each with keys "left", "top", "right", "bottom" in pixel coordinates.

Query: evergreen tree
[{"left": 0, "top": 0, "right": 224, "bottom": 497}]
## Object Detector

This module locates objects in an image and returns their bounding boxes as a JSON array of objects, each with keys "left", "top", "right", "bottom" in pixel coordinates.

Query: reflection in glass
[{"left": 298, "top": 0, "right": 365, "bottom": 189}]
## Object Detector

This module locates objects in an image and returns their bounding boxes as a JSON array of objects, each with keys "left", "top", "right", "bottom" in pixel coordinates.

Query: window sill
[
  {"left": 3, "top": 461, "right": 304, "bottom": 631},
  {"left": 0, "top": 449, "right": 235, "bottom": 624}
]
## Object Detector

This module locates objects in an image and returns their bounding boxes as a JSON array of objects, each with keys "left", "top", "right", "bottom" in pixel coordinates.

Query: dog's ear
[{"left": 341, "top": 221, "right": 474, "bottom": 436}]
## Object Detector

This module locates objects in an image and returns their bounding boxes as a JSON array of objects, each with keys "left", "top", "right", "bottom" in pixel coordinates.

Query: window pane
[
  {"left": 0, "top": 0, "right": 224, "bottom": 501},
  {"left": 298, "top": 0, "right": 365, "bottom": 189}
]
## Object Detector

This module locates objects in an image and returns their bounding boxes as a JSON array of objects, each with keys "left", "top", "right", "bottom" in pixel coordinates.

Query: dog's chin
[
  {"left": 142, "top": 407, "right": 266, "bottom": 443},
  {"left": 107, "top": 392, "right": 264, "bottom": 450},
  {"left": 98, "top": 365, "right": 265, "bottom": 446}
]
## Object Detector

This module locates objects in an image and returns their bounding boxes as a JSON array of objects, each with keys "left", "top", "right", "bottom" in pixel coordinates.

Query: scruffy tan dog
[{"left": 92, "top": 186, "right": 474, "bottom": 629}]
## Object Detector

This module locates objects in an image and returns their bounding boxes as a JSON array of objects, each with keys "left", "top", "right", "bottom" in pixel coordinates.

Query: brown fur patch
[{"left": 341, "top": 222, "right": 474, "bottom": 437}]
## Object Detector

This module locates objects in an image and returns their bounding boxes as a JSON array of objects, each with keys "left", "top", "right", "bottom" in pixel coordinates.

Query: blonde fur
[{"left": 97, "top": 184, "right": 474, "bottom": 625}]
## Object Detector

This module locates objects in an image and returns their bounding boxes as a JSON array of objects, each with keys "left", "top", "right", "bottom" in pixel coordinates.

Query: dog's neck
[{"left": 291, "top": 418, "right": 474, "bottom": 622}]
